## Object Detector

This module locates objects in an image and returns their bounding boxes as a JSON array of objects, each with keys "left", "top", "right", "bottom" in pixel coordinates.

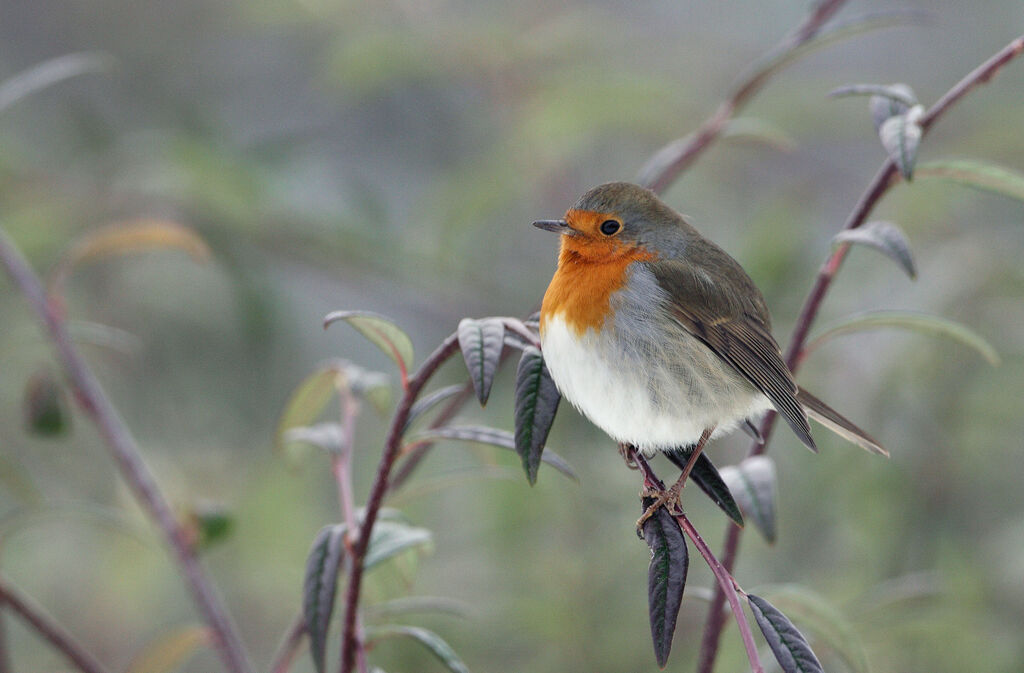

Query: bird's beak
[{"left": 532, "top": 219, "right": 570, "bottom": 234}]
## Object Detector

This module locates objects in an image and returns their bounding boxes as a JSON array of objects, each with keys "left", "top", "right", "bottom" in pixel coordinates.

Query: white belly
[{"left": 540, "top": 314, "right": 772, "bottom": 456}]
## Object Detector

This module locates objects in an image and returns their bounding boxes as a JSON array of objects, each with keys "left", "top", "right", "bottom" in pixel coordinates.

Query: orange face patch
[{"left": 540, "top": 209, "right": 654, "bottom": 335}]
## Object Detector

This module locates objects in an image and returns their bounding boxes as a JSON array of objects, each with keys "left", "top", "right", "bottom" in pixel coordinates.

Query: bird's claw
[{"left": 635, "top": 485, "right": 683, "bottom": 537}]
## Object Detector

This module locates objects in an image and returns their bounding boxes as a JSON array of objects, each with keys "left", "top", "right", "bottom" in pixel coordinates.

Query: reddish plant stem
[
  {"left": 338, "top": 333, "right": 462, "bottom": 673},
  {"left": 0, "top": 228, "right": 254, "bottom": 673},
  {"left": 630, "top": 451, "right": 762, "bottom": 673},
  {"left": 0, "top": 577, "right": 110, "bottom": 673},
  {"left": 696, "top": 33, "right": 1024, "bottom": 673},
  {"left": 642, "top": 0, "right": 849, "bottom": 194}
]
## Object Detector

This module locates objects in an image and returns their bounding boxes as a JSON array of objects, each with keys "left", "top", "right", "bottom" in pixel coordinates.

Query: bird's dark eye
[{"left": 599, "top": 219, "right": 621, "bottom": 236}]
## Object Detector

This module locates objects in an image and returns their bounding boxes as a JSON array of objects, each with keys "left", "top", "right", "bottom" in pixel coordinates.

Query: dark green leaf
[
  {"left": 807, "top": 310, "right": 999, "bottom": 365},
  {"left": 748, "top": 593, "right": 824, "bottom": 673},
  {"left": 365, "top": 625, "right": 470, "bottom": 673},
  {"left": 665, "top": 450, "right": 744, "bottom": 527},
  {"left": 324, "top": 311, "right": 414, "bottom": 380},
  {"left": 23, "top": 367, "right": 70, "bottom": 437},
  {"left": 403, "top": 384, "right": 467, "bottom": 434},
  {"left": 720, "top": 457, "right": 777, "bottom": 543},
  {"left": 411, "top": 426, "right": 577, "bottom": 482},
  {"left": 760, "top": 584, "right": 870, "bottom": 673},
  {"left": 513, "top": 347, "right": 561, "bottom": 485},
  {"left": 642, "top": 497, "right": 688, "bottom": 668},
  {"left": 457, "top": 318, "right": 507, "bottom": 406},
  {"left": 834, "top": 220, "right": 916, "bottom": 278},
  {"left": 879, "top": 105, "right": 923, "bottom": 179},
  {"left": 303, "top": 524, "right": 348, "bottom": 673},
  {"left": 365, "top": 521, "right": 432, "bottom": 571},
  {"left": 915, "top": 159, "right": 1024, "bottom": 202}
]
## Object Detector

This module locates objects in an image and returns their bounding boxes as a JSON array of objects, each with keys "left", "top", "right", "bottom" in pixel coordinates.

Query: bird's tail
[{"left": 796, "top": 388, "right": 889, "bottom": 457}]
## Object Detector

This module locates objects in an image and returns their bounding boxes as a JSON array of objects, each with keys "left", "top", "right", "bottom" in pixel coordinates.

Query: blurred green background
[{"left": 2, "top": 1, "right": 1024, "bottom": 671}]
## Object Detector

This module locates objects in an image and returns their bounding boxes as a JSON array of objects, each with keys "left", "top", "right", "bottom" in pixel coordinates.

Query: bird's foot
[
  {"left": 618, "top": 443, "right": 639, "bottom": 470},
  {"left": 635, "top": 483, "right": 683, "bottom": 536}
]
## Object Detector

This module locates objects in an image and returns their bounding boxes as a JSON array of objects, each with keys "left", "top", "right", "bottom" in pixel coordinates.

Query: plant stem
[
  {"left": 338, "top": 333, "right": 462, "bottom": 673},
  {"left": 0, "top": 577, "right": 110, "bottom": 673},
  {"left": 269, "top": 614, "right": 306, "bottom": 673},
  {"left": 696, "top": 33, "right": 1024, "bottom": 673},
  {"left": 0, "top": 228, "right": 254, "bottom": 673},
  {"left": 630, "top": 451, "right": 762, "bottom": 673},
  {"left": 641, "top": 0, "right": 850, "bottom": 195}
]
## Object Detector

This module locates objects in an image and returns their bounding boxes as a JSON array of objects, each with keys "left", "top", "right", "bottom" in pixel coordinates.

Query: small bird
[{"left": 533, "top": 182, "right": 885, "bottom": 518}]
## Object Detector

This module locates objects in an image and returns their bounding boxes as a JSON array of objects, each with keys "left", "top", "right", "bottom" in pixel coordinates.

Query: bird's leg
[
  {"left": 636, "top": 427, "right": 714, "bottom": 533},
  {"left": 618, "top": 442, "right": 639, "bottom": 470}
]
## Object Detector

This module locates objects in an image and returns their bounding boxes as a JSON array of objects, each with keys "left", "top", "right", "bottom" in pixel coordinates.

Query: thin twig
[
  {"left": 697, "top": 33, "right": 1024, "bottom": 673},
  {"left": 640, "top": 0, "right": 850, "bottom": 195},
  {"left": 338, "top": 333, "right": 462, "bottom": 673},
  {"left": 0, "top": 228, "right": 254, "bottom": 673},
  {"left": 630, "top": 452, "right": 762, "bottom": 673},
  {"left": 269, "top": 613, "right": 306, "bottom": 673},
  {"left": 0, "top": 577, "right": 110, "bottom": 673}
]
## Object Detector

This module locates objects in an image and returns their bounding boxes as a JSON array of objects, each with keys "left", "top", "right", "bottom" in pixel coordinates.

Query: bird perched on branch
[{"left": 533, "top": 182, "right": 886, "bottom": 523}]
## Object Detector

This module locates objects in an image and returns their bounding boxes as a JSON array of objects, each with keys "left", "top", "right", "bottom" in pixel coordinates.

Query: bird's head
[{"left": 532, "top": 182, "right": 695, "bottom": 262}]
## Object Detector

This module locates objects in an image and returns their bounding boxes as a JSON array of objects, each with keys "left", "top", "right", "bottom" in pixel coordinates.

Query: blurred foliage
[{"left": 2, "top": 1, "right": 1024, "bottom": 672}]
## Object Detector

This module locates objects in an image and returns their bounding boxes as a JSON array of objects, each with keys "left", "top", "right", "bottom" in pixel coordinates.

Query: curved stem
[
  {"left": 0, "top": 576, "right": 110, "bottom": 673},
  {"left": 338, "top": 333, "right": 462, "bottom": 673},
  {"left": 697, "top": 33, "right": 1024, "bottom": 673},
  {"left": 0, "top": 228, "right": 253, "bottom": 673}
]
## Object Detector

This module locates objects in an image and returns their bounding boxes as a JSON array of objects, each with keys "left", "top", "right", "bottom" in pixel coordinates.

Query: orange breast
[{"left": 540, "top": 244, "right": 655, "bottom": 336}]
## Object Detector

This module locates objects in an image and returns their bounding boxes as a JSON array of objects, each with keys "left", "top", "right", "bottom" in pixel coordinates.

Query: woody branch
[{"left": 696, "top": 33, "right": 1024, "bottom": 673}]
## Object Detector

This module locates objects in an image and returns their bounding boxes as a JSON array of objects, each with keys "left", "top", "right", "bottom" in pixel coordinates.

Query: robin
[{"left": 533, "top": 182, "right": 886, "bottom": 522}]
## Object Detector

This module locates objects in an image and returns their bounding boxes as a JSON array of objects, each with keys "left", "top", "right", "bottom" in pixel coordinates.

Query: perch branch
[{"left": 697, "top": 33, "right": 1024, "bottom": 673}]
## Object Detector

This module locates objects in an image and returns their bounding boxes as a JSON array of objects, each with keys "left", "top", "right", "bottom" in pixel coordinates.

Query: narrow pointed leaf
[
  {"left": 124, "top": 626, "right": 210, "bottom": 673},
  {"left": 365, "top": 521, "right": 433, "bottom": 571},
  {"left": 828, "top": 83, "right": 918, "bottom": 106},
  {"left": 50, "top": 220, "right": 211, "bottom": 298},
  {"left": 513, "top": 347, "right": 561, "bottom": 485},
  {"left": 457, "top": 318, "right": 507, "bottom": 406},
  {"left": 275, "top": 364, "right": 343, "bottom": 455},
  {"left": 720, "top": 456, "right": 778, "bottom": 543},
  {"left": 916, "top": 159, "right": 1024, "bottom": 202},
  {"left": 828, "top": 83, "right": 917, "bottom": 130},
  {"left": 879, "top": 106, "right": 923, "bottom": 179},
  {"left": 411, "top": 426, "right": 577, "bottom": 481},
  {"left": 642, "top": 497, "right": 688, "bottom": 668},
  {"left": 324, "top": 311, "right": 414, "bottom": 380},
  {"left": 721, "top": 117, "right": 797, "bottom": 152},
  {"left": 365, "top": 625, "right": 470, "bottom": 673},
  {"left": 760, "top": 584, "right": 870, "bottom": 673},
  {"left": 834, "top": 220, "right": 916, "bottom": 278},
  {"left": 0, "top": 52, "right": 114, "bottom": 113},
  {"left": 808, "top": 310, "right": 999, "bottom": 365},
  {"left": 303, "top": 524, "right": 348, "bottom": 673},
  {"left": 747, "top": 593, "right": 824, "bottom": 673},
  {"left": 284, "top": 423, "right": 346, "bottom": 455},
  {"left": 666, "top": 450, "right": 743, "bottom": 527},
  {"left": 402, "top": 384, "right": 467, "bottom": 434}
]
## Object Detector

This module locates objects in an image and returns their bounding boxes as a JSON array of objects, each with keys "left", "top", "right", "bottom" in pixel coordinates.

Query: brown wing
[{"left": 647, "top": 256, "right": 816, "bottom": 451}]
